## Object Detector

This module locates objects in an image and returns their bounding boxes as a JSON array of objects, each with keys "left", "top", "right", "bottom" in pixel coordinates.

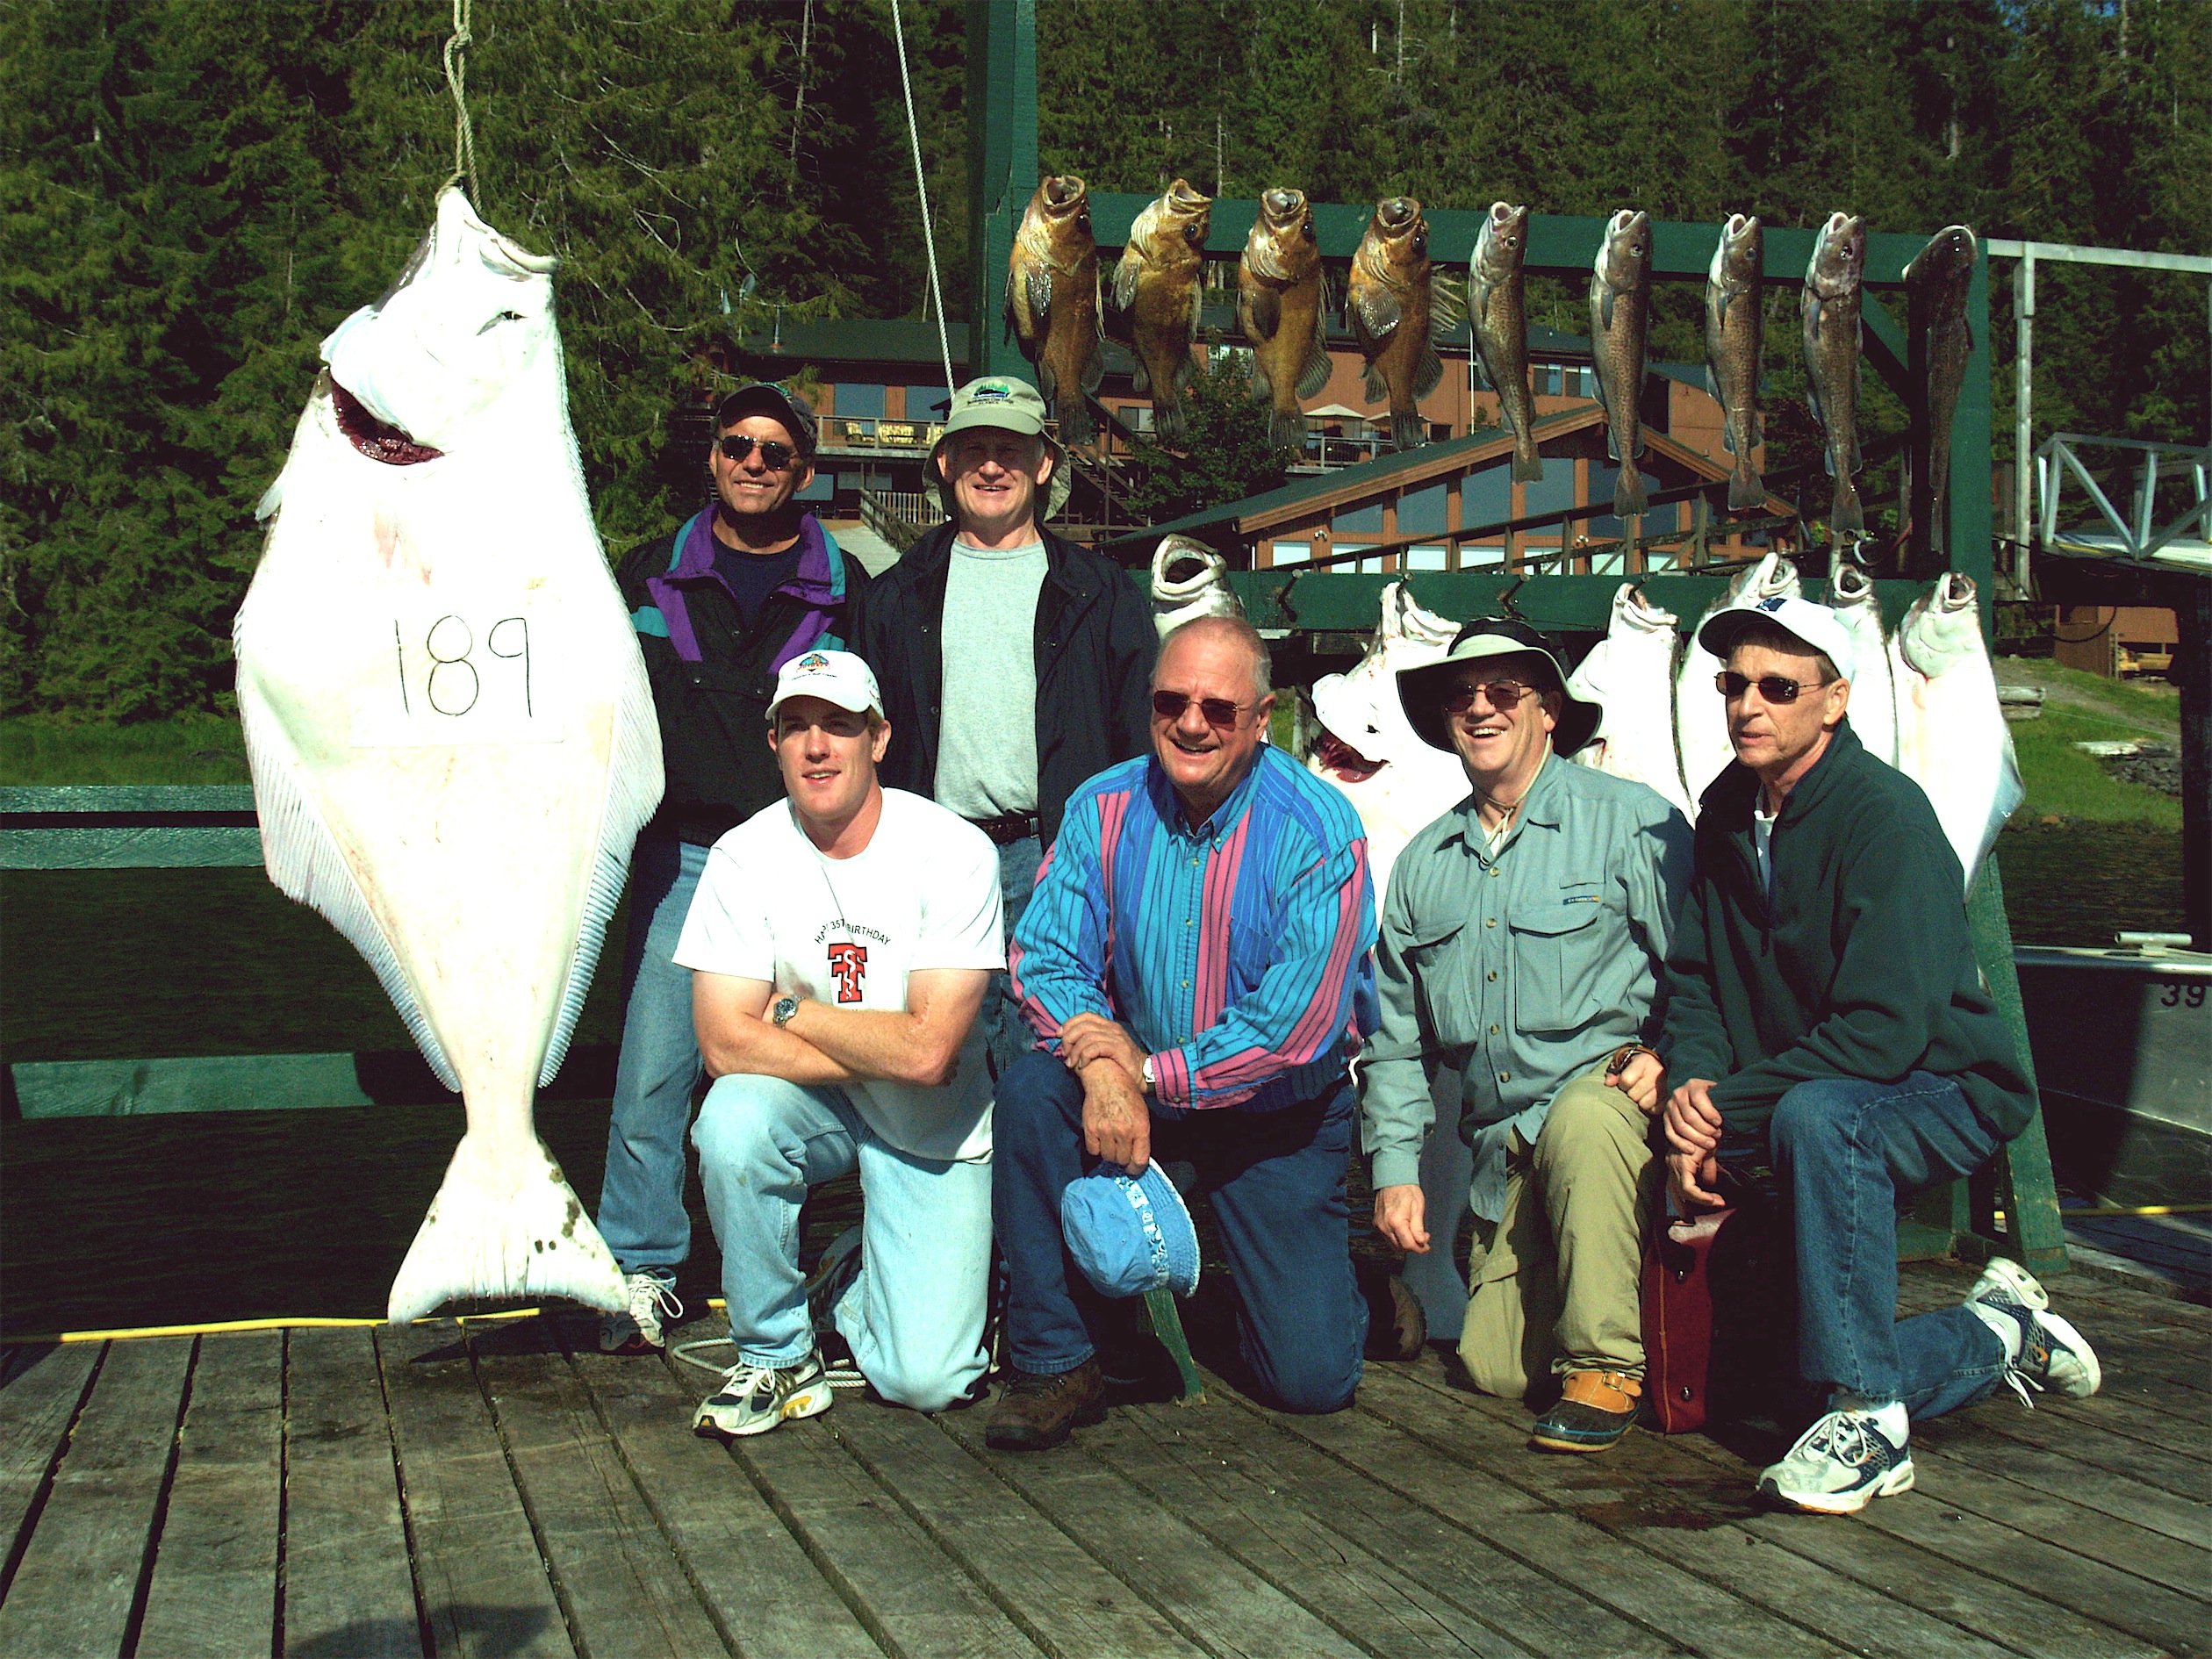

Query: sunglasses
[
  {"left": 1441, "top": 679, "right": 1537, "bottom": 715},
  {"left": 1715, "top": 671, "right": 1824, "bottom": 704},
  {"left": 1152, "top": 690, "right": 1253, "bottom": 729},
  {"left": 718, "top": 434, "right": 798, "bottom": 471}
]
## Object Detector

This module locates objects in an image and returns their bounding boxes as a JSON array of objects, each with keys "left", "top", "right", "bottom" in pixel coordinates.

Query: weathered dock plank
[
  {"left": 1952, "top": 1398, "right": 2212, "bottom": 1501},
  {"left": 136, "top": 1331, "right": 284, "bottom": 1658},
  {"left": 830, "top": 1393, "right": 1205, "bottom": 1659},
  {"left": 0, "top": 1336, "right": 191, "bottom": 1657},
  {"left": 937, "top": 1406, "right": 1371, "bottom": 1659},
  {"left": 731, "top": 1403, "right": 1046, "bottom": 1659},
  {"left": 0, "top": 1342, "right": 100, "bottom": 1571},
  {"left": 1238, "top": 1377, "right": 1848, "bottom": 1659},
  {"left": 566, "top": 1342, "right": 882, "bottom": 1659},
  {"left": 1356, "top": 1363, "right": 2016, "bottom": 1659},
  {"left": 380, "top": 1323, "right": 572, "bottom": 1659},
  {"left": 282, "top": 1327, "right": 422, "bottom": 1658},
  {"left": 1105, "top": 1397, "right": 1596, "bottom": 1657},
  {"left": 472, "top": 1330, "right": 729, "bottom": 1659}
]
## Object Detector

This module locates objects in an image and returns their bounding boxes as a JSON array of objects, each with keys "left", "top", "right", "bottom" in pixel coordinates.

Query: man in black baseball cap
[
  {"left": 1362, "top": 617, "right": 1691, "bottom": 1454},
  {"left": 592, "top": 380, "right": 870, "bottom": 1356}
]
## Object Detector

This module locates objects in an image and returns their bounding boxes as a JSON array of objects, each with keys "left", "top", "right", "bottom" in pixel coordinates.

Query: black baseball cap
[{"left": 713, "top": 382, "right": 818, "bottom": 458}]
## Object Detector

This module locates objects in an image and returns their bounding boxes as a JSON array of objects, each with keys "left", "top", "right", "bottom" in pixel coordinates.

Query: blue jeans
[
  {"left": 981, "top": 834, "right": 1045, "bottom": 1084},
  {"left": 692, "top": 1074, "right": 992, "bottom": 1411},
  {"left": 595, "top": 835, "right": 709, "bottom": 1276},
  {"left": 993, "top": 1050, "right": 1367, "bottom": 1413},
  {"left": 1771, "top": 1072, "right": 2009, "bottom": 1421}
]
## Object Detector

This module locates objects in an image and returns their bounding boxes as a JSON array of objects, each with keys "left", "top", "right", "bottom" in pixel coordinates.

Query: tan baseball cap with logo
[{"left": 928, "top": 377, "right": 1072, "bottom": 521}]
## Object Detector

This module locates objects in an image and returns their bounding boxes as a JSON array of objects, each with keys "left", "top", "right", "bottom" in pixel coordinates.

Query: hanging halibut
[
  {"left": 1890, "top": 573, "right": 2022, "bottom": 893},
  {"left": 1677, "top": 551, "right": 1800, "bottom": 810},
  {"left": 1568, "top": 583, "right": 1693, "bottom": 820},
  {"left": 1150, "top": 535, "right": 1244, "bottom": 636},
  {"left": 1827, "top": 549, "right": 1898, "bottom": 766},
  {"left": 1307, "top": 582, "right": 1469, "bottom": 896},
  {"left": 237, "top": 186, "right": 662, "bottom": 1325}
]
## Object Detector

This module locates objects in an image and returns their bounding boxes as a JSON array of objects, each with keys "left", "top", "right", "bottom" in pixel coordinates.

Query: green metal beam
[{"left": 965, "top": 0, "right": 1038, "bottom": 383}]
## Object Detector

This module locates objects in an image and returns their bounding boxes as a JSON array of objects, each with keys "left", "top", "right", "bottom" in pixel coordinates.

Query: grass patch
[
  {"left": 1993, "top": 656, "right": 2180, "bottom": 729},
  {"left": 2008, "top": 703, "right": 2181, "bottom": 828},
  {"left": 0, "top": 715, "right": 249, "bottom": 786}
]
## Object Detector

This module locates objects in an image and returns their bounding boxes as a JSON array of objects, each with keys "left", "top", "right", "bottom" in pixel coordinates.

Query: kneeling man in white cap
[{"left": 677, "top": 649, "right": 1005, "bottom": 1435}]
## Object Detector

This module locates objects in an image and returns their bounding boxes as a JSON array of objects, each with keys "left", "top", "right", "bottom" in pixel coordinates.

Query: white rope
[
  {"left": 442, "top": 0, "right": 479, "bottom": 200},
  {"left": 887, "top": 0, "right": 955, "bottom": 399}
]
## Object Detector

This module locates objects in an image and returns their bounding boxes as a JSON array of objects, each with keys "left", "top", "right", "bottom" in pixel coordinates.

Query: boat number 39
[{"left": 2155, "top": 980, "right": 2206, "bottom": 1009}]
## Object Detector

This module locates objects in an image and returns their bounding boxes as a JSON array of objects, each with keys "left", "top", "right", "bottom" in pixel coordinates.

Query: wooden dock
[{"left": 1, "top": 1258, "right": 2206, "bottom": 1659}]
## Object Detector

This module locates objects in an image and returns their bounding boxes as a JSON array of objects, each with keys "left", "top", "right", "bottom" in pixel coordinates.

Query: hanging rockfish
[
  {"left": 1676, "top": 551, "right": 1800, "bottom": 811},
  {"left": 1904, "top": 225, "right": 1978, "bottom": 561},
  {"left": 1007, "top": 175, "right": 1103, "bottom": 447},
  {"left": 1704, "top": 213, "right": 1765, "bottom": 513},
  {"left": 1802, "top": 211, "right": 1867, "bottom": 542},
  {"left": 1568, "top": 584, "right": 1693, "bottom": 820},
  {"left": 1238, "top": 187, "right": 1331, "bottom": 453},
  {"left": 1349, "top": 197, "right": 1459, "bottom": 452},
  {"left": 1589, "top": 209, "right": 1654, "bottom": 516},
  {"left": 237, "top": 186, "right": 663, "bottom": 1324},
  {"left": 1889, "top": 573, "right": 2022, "bottom": 893},
  {"left": 1112, "top": 178, "right": 1211, "bottom": 445},
  {"left": 1827, "top": 549, "right": 1898, "bottom": 767},
  {"left": 1469, "top": 202, "right": 1541, "bottom": 484}
]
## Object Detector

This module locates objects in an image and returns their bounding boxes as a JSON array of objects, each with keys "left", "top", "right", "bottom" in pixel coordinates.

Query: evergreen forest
[{"left": 4, "top": 0, "right": 2206, "bottom": 722}]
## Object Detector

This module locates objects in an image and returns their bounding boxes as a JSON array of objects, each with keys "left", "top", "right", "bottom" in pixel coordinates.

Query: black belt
[{"left": 969, "top": 811, "right": 1039, "bottom": 845}]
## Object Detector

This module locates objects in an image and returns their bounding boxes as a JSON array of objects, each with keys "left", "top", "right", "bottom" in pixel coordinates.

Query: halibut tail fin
[{"left": 386, "top": 1131, "right": 626, "bottom": 1324}]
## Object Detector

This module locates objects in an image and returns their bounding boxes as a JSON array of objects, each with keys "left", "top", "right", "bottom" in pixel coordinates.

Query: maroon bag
[
  {"left": 1641, "top": 1179, "right": 1793, "bottom": 1434},
  {"left": 1641, "top": 1209, "right": 1729, "bottom": 1433}
]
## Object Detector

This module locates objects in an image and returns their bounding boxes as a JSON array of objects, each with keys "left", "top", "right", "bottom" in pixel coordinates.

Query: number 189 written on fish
[{"left": 350, "top": 607, "right": 565, "bottom": 747}]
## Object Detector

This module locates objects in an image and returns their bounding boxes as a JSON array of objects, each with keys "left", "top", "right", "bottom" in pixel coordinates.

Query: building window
[
  {"left": 1524, "top": 455, "right": 1575, "bottom": 542},
  {"left": 1399, "top": 483, "right": 1449, "bottom": 536},
  {"left": 904, "top": 384, "right": 952, "bottom": 421},
  {"left": 1335, "top": 501, "right": 1385, "bottom": 536},
  {"left": 1404, "top": 545, "right": 1448, "bottom": 571},
  {"left": 1462, "top": 464, "right": 1510, "bottom": 536},
  {"left": 833, "top": 384, "right": 887, "bottom": 420}
]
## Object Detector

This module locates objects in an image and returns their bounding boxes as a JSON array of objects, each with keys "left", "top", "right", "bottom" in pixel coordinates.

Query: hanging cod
[
  {"left": 1588, "top": 209, "right": 1655, "bottom": 517},
  {"left": 236, "top": 187, "right": 663, "bottom": 1325},
  {"left": 1904, "top": 225, "right": 1979, "bottom": 561},
  {"left": 1469, "top": 202, "right": 1543, "bottom": 484},
  {"left": 1112, "top": 178, "right": 1212, "bottom": 445},
  {"left": 1238, "top": 187, "right": 1332, "bottom": 453},
  {"left": 1704, "top": 213, "right": 1766, "bottom": 513},
  {"left": 1007, "top": 175, "right": 1103, "bottom": 448},
  {"left": 1349, "top": 197, "right": 1461, "bottom": 452},
  {"left": 1802, "top": 211, "right": 1868, "bottom": 542}
]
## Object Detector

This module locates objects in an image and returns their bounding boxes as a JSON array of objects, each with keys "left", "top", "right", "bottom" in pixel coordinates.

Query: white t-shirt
[
  {"left": 1753, "top": 800, "right": 1777, "bottom": 895},
  {"left": 675, "top": 788, "right": 1006, "bottom": 1162}
]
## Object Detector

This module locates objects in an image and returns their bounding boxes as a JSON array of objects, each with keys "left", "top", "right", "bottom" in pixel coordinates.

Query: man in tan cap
[{"left": 853, "top": 376, "right": 1156, "bottom": 1081}]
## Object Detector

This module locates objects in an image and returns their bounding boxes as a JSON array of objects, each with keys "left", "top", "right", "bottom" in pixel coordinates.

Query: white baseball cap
[
  {"left": 765, "top": 649, "right": 884, "bottom": 724},
  {"left": 1697, "top": 594, "right": 1856, "bottom": 682}
]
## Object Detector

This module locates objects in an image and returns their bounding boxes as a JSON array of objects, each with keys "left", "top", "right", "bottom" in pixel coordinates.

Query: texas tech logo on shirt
[{"left": 827, "top": 941, "right": 867, "bottom": 1002}]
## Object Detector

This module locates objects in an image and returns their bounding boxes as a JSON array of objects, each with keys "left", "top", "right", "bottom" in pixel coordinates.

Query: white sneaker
[
  {"left": 600, "top": 1272, "right": 683, "bottom": 1354},
  {"left": 1758, "top": 1406, "right": 1916, "bottom": 1514},
  {"left": 692, "top": 1350, "right": 835, "bottom": 1439},
  {"left": 1964, "top": 1257, "right": 2101, "bottom": 1405}
]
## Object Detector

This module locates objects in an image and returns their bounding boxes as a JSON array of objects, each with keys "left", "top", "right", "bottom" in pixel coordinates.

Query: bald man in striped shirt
[{"left": 987, "top": 615, "right": 1380, "bottom": 1450}]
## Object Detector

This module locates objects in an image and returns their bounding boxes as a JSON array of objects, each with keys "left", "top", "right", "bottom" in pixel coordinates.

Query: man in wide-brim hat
[{"left": 1362, "top": 617, "right": 1692, "bottom": 1454}]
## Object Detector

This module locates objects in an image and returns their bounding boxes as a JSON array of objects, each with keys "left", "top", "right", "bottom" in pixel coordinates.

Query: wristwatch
[
  {"left": 1140, "top": 1055, "right": 1156, "bottom": 1095},
  {"left": 771, "top": 995, "right": 801, "bottom": 1027}
]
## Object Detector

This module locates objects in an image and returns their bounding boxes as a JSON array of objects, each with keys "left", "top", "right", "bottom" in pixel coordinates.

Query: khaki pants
[{"left": 1457, "top": 1064, "right": 1658, "bottom": 1401}]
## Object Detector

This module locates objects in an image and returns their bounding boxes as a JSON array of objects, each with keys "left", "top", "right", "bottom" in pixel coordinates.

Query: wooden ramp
[{"left": 2, "top": 1260, "right": 2206, "bottom": 1659}]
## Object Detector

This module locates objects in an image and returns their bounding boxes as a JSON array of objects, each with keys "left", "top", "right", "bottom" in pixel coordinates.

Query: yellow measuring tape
[{"left": 3, "top": 1299, "right": 735, "bottom": 1347}]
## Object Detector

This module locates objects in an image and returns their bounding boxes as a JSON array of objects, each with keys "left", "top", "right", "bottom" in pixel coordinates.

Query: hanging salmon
[
  {"left": 236, "top": 186, "right": 663, "bottom": 1325},
  {"left": 1007, "top": 175, "right": 1103, "bottom": 448}
]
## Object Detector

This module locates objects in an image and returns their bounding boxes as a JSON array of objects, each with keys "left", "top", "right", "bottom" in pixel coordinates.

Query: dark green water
[{"left": 0, "top": 822, "right": 2183, "bottom": 1337}]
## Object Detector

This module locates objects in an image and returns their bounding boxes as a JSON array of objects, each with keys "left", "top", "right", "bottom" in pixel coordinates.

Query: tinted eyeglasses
[
  {"left": 1441, "top": 679, "right": 1537, "bottom": 715},
  {"left": 718, "top": 434, "right": 799, "bottom": 471},
  {"left": 1152, "top": 690, "right": 1252, "bottom": 729},
  {"left": 1715, "top": 670, "right": 1826, "bottom": 704}
]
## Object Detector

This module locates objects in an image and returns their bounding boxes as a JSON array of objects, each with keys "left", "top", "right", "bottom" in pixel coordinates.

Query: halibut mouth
[{"left": 332, "top": 380, "right": 444, "bottom": 465}]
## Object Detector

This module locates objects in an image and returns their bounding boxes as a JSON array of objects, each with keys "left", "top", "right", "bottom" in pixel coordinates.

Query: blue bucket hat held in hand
[{"left": 1061, "top": 1162, "right": 1202, "bottom": 1299}]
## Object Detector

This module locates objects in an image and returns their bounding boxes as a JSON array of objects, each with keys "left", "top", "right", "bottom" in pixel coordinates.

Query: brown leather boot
[
  {"left": 985, "top": 1359, "right": 1106, "bottom": 1451},
  {"left": 1530, "top": 1368, "right": 1641, "bottom": 1454}
]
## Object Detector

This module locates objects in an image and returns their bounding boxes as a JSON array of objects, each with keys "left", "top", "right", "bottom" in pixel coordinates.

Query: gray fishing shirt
[
  {"left": 936, "top": 540, "right": 1048, "bottom": 820},
  {"left": 1360, "top": 753, "right": 1693, "bottom": 1220}
]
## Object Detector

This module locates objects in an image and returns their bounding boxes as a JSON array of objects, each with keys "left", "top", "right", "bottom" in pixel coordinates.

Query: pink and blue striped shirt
[{"left": 1010, "top": 744, "right": 1377, "bottom": 1112}]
